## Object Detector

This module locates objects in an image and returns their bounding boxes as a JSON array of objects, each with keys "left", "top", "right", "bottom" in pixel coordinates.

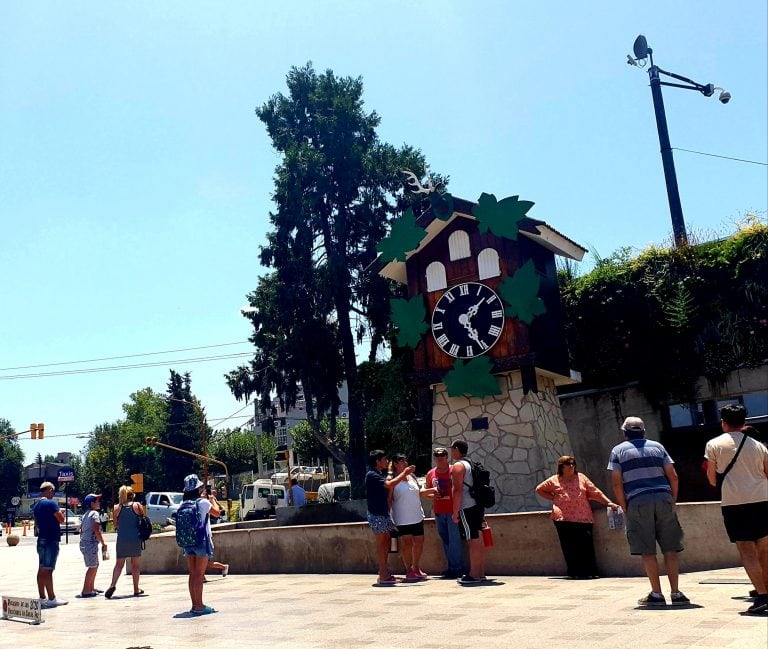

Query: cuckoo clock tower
[{"left": 377, "top": 186, "right": 586, "bottom": 512}]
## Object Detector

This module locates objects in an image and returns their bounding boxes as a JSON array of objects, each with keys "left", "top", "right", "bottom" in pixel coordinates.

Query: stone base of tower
[{"left": 431, "top": 370, "right": 573, "bottom": 513}]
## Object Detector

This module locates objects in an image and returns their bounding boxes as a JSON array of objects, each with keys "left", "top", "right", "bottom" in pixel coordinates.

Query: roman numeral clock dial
[{"left": 431, "top": 282, "right": 505, "bottom": 358}]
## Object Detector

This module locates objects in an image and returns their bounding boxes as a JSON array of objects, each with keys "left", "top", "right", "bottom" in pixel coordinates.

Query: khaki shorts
[{"left": 626, "top": 494, "right": 684, "bottom": 555}]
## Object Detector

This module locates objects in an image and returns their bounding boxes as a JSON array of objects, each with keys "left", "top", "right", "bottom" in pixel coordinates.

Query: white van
[
  {"left": 316, "top": 481, "right": 351, "bottom": 504},
  {"left": 239, "top": 479, "right": 288, "bottom": 520},
  {"left": 145, "top": 492, "right": 184, "bottom": 526}
]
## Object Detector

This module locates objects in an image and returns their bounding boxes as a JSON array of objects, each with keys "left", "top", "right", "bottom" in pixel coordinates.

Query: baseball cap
[
  {"left": 183, "top": 474, "right": 204, "bottom": 491},
  {"left": 433, "top": 447, "right": 448, "bottom": 457},
  {"left": 621, "top": 417, "right": 645, "bottom": 432},
  {"left": 83, "top": 493, "right": 102, "bottom": 509}
]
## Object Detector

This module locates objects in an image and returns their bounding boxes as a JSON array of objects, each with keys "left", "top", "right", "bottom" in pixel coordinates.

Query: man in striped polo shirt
[{"left": 607, "top": 417, "right": 689, "bottom": 606}]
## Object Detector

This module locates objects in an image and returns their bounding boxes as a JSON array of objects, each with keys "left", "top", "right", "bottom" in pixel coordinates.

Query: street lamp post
[{"left": 628, "top": 35, "right": 730, "bottom": 248}]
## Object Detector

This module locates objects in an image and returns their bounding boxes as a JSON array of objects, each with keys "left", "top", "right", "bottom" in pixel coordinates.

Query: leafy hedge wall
[{"left": 559, "top": 222, "right": 768, "bottom": 402}]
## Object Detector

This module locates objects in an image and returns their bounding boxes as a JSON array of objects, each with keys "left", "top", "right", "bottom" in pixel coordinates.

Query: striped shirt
[{"left": 607, "top": 439, "right": 673, "bottom": 503}]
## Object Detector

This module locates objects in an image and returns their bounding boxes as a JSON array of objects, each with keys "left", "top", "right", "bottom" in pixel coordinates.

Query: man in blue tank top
[{"left": 607, "top": 417, "right": 689, "bottom": 607}]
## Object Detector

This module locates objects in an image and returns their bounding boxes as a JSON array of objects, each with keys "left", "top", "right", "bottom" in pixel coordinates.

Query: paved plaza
[{"left": 0, "top": 531, "right": 765, "bottom": 649}]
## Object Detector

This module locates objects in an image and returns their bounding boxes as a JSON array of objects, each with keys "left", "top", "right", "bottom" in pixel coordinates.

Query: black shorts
[
  {"left": 458, "top": 504, "right": 484, "bottom": 540},
  {"left": 395, "top": 521, "right": 424, "bottom": 537},
  {"left": 722, "top": 501, "right": 768, "bottom": 542}
]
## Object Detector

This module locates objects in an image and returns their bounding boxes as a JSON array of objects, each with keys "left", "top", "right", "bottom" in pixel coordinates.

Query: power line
[
  {"left": 672, "top": 147, "right": 767, "bottom": 166},
  {"left": 0, "top": 341, "right": 252, "bottom": 371},
  {"left": 0, "top": 352, "right": 253, "bottom": 381}
]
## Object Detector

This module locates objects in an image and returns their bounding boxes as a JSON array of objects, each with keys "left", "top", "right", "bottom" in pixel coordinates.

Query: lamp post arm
[
  {"left": 656, "top": 67, "right": 713, "bottom": 95},
  {"left": 150, "top": 439, "right": 229, "bottom": 483}
]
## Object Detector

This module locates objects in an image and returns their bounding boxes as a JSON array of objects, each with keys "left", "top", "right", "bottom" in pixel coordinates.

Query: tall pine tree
[{"left": 231, "top": 63, "right": 436, "bottom": 495}]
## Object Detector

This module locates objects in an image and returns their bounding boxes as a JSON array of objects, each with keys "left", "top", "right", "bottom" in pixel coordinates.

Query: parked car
[
  {"left": 63, "top": 508, "right": 82, "bottom": 534},
  {"left": 145, "top": 492, "right": 183, "bottom": 526},
  {"left": 34, "top": 508, "right": 81, "bottom": 536}
]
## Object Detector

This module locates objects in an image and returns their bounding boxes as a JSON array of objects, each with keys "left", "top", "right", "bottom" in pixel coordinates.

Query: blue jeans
[{"left": 435, "top": 513, "right": 463, "bottom": 572}]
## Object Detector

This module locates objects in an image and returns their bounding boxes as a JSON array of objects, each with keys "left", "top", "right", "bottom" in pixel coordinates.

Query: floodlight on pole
[{"left": 627, "top": 34, "right": 731, "bottom": 248}]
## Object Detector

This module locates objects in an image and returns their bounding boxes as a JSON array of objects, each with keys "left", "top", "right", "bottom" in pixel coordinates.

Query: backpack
[
  {"left": 137, "top": 514, "right": 153, "bottom": 547},
  {"left": 467, "top": 459, "right": 496, "bottom": 509},
  {"left": 175, "top": 499, "right": 209, "bottom": 550}
]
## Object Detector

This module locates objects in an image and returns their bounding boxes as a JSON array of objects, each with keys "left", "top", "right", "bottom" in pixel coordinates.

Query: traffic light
[
  {"left": 145, "top": 436, "right": 157, "bottom": 451},
  {"left": 30, "top": 423, "right": 36, "bottom": 439},
  {"left": 30, "top": 423, "right": 44, "bottom": 439},
  {"left": 130, "top": 473, "right": 144, "bottom": 493}
]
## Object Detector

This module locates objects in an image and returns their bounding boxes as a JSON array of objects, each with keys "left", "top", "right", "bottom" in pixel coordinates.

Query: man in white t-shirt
[{"left": 705, "top": 404, "right": 768, "bottom": 615}]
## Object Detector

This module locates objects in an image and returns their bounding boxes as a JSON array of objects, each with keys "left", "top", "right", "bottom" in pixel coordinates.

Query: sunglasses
[{"left": 561, "top": 461, "right": 576, "bottom": 466}]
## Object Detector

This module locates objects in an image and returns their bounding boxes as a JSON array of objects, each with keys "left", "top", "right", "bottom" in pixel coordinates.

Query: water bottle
[
  {"left": 613, "top": 506, "right": 625, "bottom": 530},
  {"left": 102, "top": 545, "right": 109, "bottom": 560},
  {"left": 607, "top": 507, "right": 625, "bottom": 530}
]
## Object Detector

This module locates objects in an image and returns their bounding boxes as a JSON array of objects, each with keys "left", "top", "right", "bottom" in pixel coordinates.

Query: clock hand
[
  {"left": 458, "top": 315, "right": 481, "bottom": 344},
  {"left": 466, "top": 298, "right": 485, "bottom": 320}
]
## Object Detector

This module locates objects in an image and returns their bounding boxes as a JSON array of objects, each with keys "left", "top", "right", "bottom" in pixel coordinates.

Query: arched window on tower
[
  {"left": 426, "top": 261, "right": 447, "bottom": 292},
  {"left": 478, "top": 248, "right": 501, "bottom": 280},
  {"left": 448, "top": 230, "right": 471, "bottom": 261}
]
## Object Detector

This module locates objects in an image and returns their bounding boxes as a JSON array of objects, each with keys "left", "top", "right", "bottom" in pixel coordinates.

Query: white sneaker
[
  {"left": 42, "top": 597, "right": 69, "bottom": 608},
  {"left": 221, "top": 564, "right": 229, "bottom": 577}
]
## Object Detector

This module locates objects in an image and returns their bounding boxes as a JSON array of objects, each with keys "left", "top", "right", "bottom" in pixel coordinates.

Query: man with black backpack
[{"left": 450, "top": 439, "right": 488, "bottom": 586}]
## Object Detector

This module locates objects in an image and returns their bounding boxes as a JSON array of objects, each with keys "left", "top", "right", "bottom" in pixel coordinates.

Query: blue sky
[{"left": 1, "top": 2, "right": 766, "bottom": 466}]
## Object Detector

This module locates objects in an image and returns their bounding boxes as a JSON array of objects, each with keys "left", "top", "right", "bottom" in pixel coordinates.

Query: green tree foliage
[
  {"left": 229, "top": 63, "right": 437, "bottom": 496},
  {"left": 82, "top": 422, "right": 125, "bottom": 505},
  {"left": 121, "top": 387, "right": 168, "bottom": 494},
  {"left": 290, "top": 418, "right": 349, "bottom": 462},
  {"left": 560, "top": 222, "right": 768, "bottom": 402},
  {"left": 0, "top": 419, "right": 25, "bottom": 514},
  {"left": 78, "top": 376, "right": 215, "bottom": 498},
  {"left": 164, "top": 370, "right": 209, "bottom": 490},
  {"left": 358, "top": 356, "right": 432, "bottom": 466},
  {"left": 208, "top": 427, "right": 277, "bottom": 475}
]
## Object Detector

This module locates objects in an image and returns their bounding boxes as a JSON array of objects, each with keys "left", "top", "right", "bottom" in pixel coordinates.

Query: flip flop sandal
[
  {"left": 191, "top": 605, "right": 216, "bottom": 615},
  {"left": 104, "top": 586, "right": 116, "bottom": 599},
  {"left": 133, "top": 589, "right": 145, "bottom": 597}
]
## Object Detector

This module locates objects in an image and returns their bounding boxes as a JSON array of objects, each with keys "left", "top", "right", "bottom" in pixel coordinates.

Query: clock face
[{"left": 431, "top": 282, "right": 505, "bottom": 358}]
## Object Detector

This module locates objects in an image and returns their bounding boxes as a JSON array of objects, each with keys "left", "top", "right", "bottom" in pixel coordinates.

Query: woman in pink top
[{"left": 536, "top": 455, "right": 618, "bottom": 579}]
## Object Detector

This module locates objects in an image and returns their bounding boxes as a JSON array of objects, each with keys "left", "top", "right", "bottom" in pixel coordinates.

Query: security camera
[{"left": 718, "top": 90, "right": 731, "bottom": 104}]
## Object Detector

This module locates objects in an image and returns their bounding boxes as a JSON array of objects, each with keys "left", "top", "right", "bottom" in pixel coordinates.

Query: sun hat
[{"left": 183, "top": 474, "right": 204, "bottom": 491}]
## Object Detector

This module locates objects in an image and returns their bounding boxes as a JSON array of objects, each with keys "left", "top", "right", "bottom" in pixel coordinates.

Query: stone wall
[
  {"left": 559, "top": 366, "right": 768, "bottom": 497},
  {"left": 432, "top": 370, "right": 572, "bottom": 512},
  {"left": 141, "top": 503, "right": 739, "bottom": 577}
]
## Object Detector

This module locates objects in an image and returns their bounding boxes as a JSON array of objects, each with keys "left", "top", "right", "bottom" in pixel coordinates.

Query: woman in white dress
[{"left": 389, "top": 454, "right": 437, "bottom": 580}]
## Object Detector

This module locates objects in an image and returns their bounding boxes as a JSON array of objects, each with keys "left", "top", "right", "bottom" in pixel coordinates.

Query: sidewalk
[{"left": 1, "top": 533, "right": 765, "bottom": 649}]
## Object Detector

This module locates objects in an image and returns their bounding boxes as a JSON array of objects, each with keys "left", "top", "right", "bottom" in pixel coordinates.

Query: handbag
[{"left": 715, "top": 432, "right": 748, "bottom": 490}]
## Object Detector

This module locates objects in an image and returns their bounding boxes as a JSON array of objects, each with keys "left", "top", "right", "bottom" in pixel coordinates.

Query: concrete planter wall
[{"left": 141, "top": 502, "right": 738, "bottom": 577}]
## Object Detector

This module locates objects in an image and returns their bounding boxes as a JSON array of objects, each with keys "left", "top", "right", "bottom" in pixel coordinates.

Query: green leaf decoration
[
  {"left": 376, "top": 208, "right": 426, "bottom": 262},
  {"left": 444, "top": 356, "right": 501, "bottom": 398},
  {"left": 390, "top": 295, "right": 429, "bottom": 348},
  {"left": 499, "top": 260, "right": 546, "bottom": 324},
  {"left": 429, "top": 191, "right": 455, "bottom": 221},
  {"left": 472, "top": 192, "right": 535, "bottom": 240}
]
